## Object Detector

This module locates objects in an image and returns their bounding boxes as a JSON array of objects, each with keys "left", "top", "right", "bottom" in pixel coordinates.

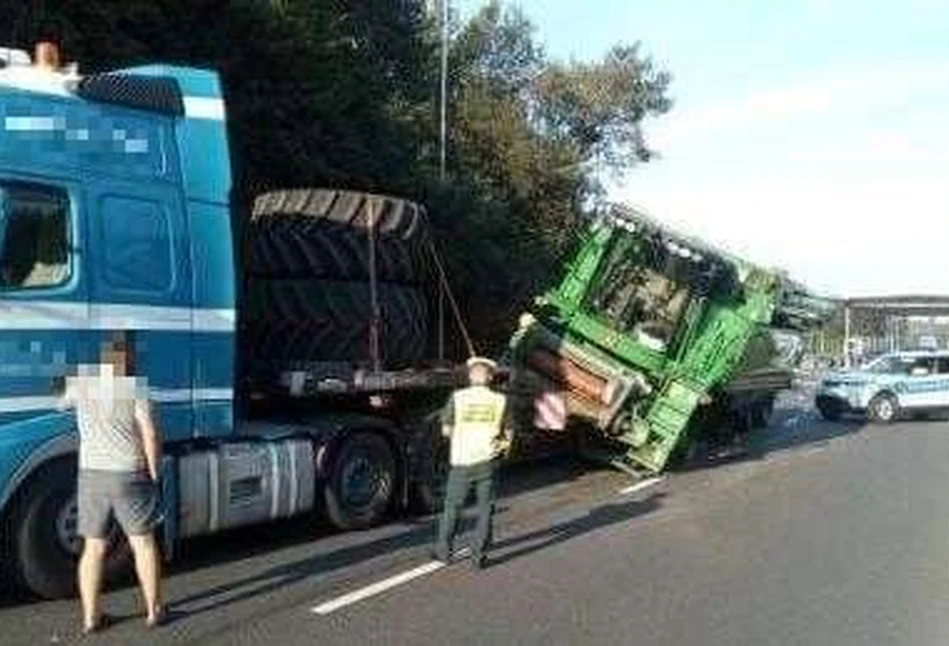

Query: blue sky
[{"left": 457, "top": 0, "right": 949, "bottom": 297}]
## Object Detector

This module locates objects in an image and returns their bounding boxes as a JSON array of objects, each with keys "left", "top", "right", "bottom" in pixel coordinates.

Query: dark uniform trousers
[{"left": 435, "top": 459, "right": 498, "bottom": 565}]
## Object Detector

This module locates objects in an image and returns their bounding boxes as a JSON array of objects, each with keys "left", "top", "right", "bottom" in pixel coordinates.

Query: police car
[{"left": 815, "top": 350, "right": 949, "bottom": 423}]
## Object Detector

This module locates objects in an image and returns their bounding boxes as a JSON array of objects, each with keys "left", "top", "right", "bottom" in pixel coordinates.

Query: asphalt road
[{"left": 2, "top": 390, "right": 948, "bottom": 645}]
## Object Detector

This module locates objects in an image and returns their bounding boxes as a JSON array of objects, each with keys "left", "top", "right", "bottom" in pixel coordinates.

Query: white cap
[{"left": 466, "top": 356, "right": 497, "bottom": 371}]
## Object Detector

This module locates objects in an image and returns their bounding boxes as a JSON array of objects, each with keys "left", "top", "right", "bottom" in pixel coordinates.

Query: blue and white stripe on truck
[{"left": 0, "top": 64, "right": 236, "bottom": 513}]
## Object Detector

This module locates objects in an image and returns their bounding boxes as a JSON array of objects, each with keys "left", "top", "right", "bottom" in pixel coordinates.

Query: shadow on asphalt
[
  {"left": 674, "top": 410, "right": 865, "bottom": 474},
  {"left": 171, "top": 490, "right": 664, "bottom": 617},
  {"left": 0, "top": 456, "right": 600, "bottom": 607},
  {"left": 488, "top": 492, "right": 665, "bottom": 567},
  {"left": 147, "top": 456, "right": 601, "bottom": 617},
  {"left": 169, "top": 520, "right": 440, "bottom": 617}
]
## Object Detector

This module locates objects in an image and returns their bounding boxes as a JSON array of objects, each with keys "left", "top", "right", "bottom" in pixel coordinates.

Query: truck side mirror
[{"left": 910, "top": 367, "right": 929, "bottom": 377}]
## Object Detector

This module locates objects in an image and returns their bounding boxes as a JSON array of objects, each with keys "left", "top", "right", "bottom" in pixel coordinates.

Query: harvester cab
[{"left": 509, "top": 204, "right": 836, "bottom": 474}]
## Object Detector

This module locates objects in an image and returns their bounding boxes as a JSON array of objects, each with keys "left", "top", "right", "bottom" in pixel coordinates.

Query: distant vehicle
[
  {"left": 816, "top": 351, "right": 949, "bottom": 423},
  {"left": 918, "top": 335, "right": 939, "bottom": 351}
]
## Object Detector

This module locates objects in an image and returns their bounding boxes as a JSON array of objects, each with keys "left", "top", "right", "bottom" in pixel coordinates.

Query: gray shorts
[{"left": 77, "top": 470, "right": 159, "bottom": 538}]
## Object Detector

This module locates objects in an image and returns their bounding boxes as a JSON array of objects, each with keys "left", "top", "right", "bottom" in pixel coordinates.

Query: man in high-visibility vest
[{"left": 434, "top": 356, "right": 510, "bottom": 569}]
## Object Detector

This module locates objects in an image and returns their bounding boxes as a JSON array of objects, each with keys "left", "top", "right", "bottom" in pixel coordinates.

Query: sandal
[
  {"left": 81, "top": 613, "right": 114, "bottom": 636},
  {"left": 146, "top": 605, "right": 168, "bottom": 629}
]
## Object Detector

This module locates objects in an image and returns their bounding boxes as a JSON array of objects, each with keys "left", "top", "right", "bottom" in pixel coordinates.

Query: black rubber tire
[
  {"left": 10, "top": 459, "right": 131, "bottom": 599},
  {"left": 324, "top": 433, "right": 397, "bottom": 530},
  {"left": 245, "top": 217, "right": 429, "bottom": 284},
  {"left": 868, "top": 393, "right": 899, "bottom": 424},
  {"left": 252, "top": 189, "right": 425, "bottom": 241},
  {"left": 816, "top": 398, "right": 843, "bottom": 422},
  {"left": 0, "top": 505, "right": 18, "bottom": 598},
  {"left": 244, "top": 278, "right": 428, "bottom": 367}
]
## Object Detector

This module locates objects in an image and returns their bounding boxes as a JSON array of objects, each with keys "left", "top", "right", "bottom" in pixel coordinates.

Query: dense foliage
[{"left": 1, "top": 0, "right": 672, "bottom": 353}]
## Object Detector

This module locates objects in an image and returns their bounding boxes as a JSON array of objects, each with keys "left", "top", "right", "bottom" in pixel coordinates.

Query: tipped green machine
[{"left": 508, "top": 205, "right": 837, "bottom": 475}]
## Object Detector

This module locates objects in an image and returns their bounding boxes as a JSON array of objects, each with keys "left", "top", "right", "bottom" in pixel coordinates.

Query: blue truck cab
[
  {"left": 815, "top": 350, "right": 949, "bottom": 423},
  {"left": 0, "top": 46, "right": 237, "bottom": 595},
  {"left": 0, "top": 45, "right": 447, "bottom": 599}
]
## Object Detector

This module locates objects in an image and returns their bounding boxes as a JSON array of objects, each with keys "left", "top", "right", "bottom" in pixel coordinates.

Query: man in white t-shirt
[{"left": 60, "top": 333, "right": 165, "bottom": 633}]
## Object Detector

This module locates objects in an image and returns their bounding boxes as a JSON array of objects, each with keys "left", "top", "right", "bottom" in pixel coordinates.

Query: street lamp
[{"left": 439, "top": 0, "right": 449, "bottom": 181}]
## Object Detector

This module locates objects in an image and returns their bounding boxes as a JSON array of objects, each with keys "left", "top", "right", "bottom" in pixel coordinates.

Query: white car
[{"left": 815, "top": 351, "right": 949, "bottom": 423}]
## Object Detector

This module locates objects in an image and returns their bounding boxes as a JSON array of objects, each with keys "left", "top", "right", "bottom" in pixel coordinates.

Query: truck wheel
[
  {"left": 324, "top": 433, "right": 396, "bottom": 530},
  {"left": 11, "top": 460, "right": 130, "bottom": 599},
  {"left": 868, "top": 393, "right": 899, "bottom": 424}
]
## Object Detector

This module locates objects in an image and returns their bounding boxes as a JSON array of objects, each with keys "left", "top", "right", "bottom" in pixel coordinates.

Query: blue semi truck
[{"left": 0, "top": 44, "right": 461, "bottom": 598}]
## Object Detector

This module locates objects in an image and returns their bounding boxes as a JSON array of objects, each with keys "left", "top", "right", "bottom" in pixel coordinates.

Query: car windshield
[{"left": 863, "top": 356, "right": 915, "bottom": 375}]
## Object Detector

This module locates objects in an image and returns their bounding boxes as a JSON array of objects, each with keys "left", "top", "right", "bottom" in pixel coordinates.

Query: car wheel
[
  {"left": 868, "top": 393, "right": 899, "bottom": 424},
  {"left": 816, "top": 398, "right": 842, "bottom": 422}
]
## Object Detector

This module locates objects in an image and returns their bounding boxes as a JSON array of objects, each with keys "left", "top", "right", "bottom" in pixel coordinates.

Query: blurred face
[
  {"left": 100, "top": 342, "right": 129, "bottom": 376},
  {"left": 468, "top": 364, "right": 492, "bottom": 386}
]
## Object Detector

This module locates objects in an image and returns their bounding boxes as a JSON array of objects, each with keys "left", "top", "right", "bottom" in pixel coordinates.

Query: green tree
[
  {"left": 0, "top": 0, "right": 433, "bottom": 195},
  {"left": 426, "top": 1, "right": 672, "bottom": 351}
]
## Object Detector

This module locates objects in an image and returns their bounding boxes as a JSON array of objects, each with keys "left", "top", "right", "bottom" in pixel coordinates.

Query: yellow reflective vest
[{"left": 445, "top": 385, "right": 507, "bottom": 466}]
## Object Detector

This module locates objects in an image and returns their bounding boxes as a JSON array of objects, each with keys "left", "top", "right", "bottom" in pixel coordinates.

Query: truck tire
[
  {"left": 252, "top": 189, "right": 424, "bottom": 241},
  {"left": 10, "top": 459, "right": 130, "bottom": 599},
  {"left": 245, "top": 279, "right": 428, "bottom": 367},
  {"left": 246, "top": 218, "right": 429, "bottom": 284},
  {"left": 324, "top": 433, "right": 396, "bottom": 530},
  {"left": 868, "top": 393, "right": 899, "bottom": 424}
]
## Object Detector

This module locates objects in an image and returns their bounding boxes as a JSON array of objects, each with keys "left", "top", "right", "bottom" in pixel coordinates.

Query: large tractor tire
[
  {"left": 245, "top": 217, "right": 429, "bottom": 284},
  {"left": 252, "top": 189, "right": 424, "bottom": 241},
  {"left": 244, "top": 278, "right": 429, "bottom": 368}
]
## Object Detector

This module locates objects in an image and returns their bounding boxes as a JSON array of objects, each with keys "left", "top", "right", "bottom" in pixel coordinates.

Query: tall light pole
[{"left": 439, "top": 0, "right": 449, "bottom": 181}]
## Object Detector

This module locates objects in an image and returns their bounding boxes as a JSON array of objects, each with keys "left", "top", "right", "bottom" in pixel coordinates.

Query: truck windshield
[{"left": 585, "top": 233, "right": 692, "bottom": 348}]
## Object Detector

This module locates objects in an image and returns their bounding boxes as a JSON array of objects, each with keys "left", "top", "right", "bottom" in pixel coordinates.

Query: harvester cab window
[
  {"left": 0, "top": 182, "right": 70, "bottom": 290},
  {"left": 586, "top": 233, "right": 692, "bottom": 348}
]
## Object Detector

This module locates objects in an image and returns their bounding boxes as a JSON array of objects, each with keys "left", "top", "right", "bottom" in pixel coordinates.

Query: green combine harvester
[{"left": 508, "top": 205, "right": 836, "bottom": 475}]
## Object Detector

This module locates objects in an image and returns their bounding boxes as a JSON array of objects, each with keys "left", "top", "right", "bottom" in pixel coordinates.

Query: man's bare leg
[
  {"left": 78, "top": 538, "right": 107, "bottom": 631},
  {"left": 128, "top": 533, "right": 163, "bottom": 625}
]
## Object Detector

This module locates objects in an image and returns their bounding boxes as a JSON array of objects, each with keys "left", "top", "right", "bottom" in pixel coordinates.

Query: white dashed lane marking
[
  {"left": 618, "top": 476, "right": 664, "bottom": 496},
  {"left": 311, "top": 549, "right": 470, "bottom": 615}
]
